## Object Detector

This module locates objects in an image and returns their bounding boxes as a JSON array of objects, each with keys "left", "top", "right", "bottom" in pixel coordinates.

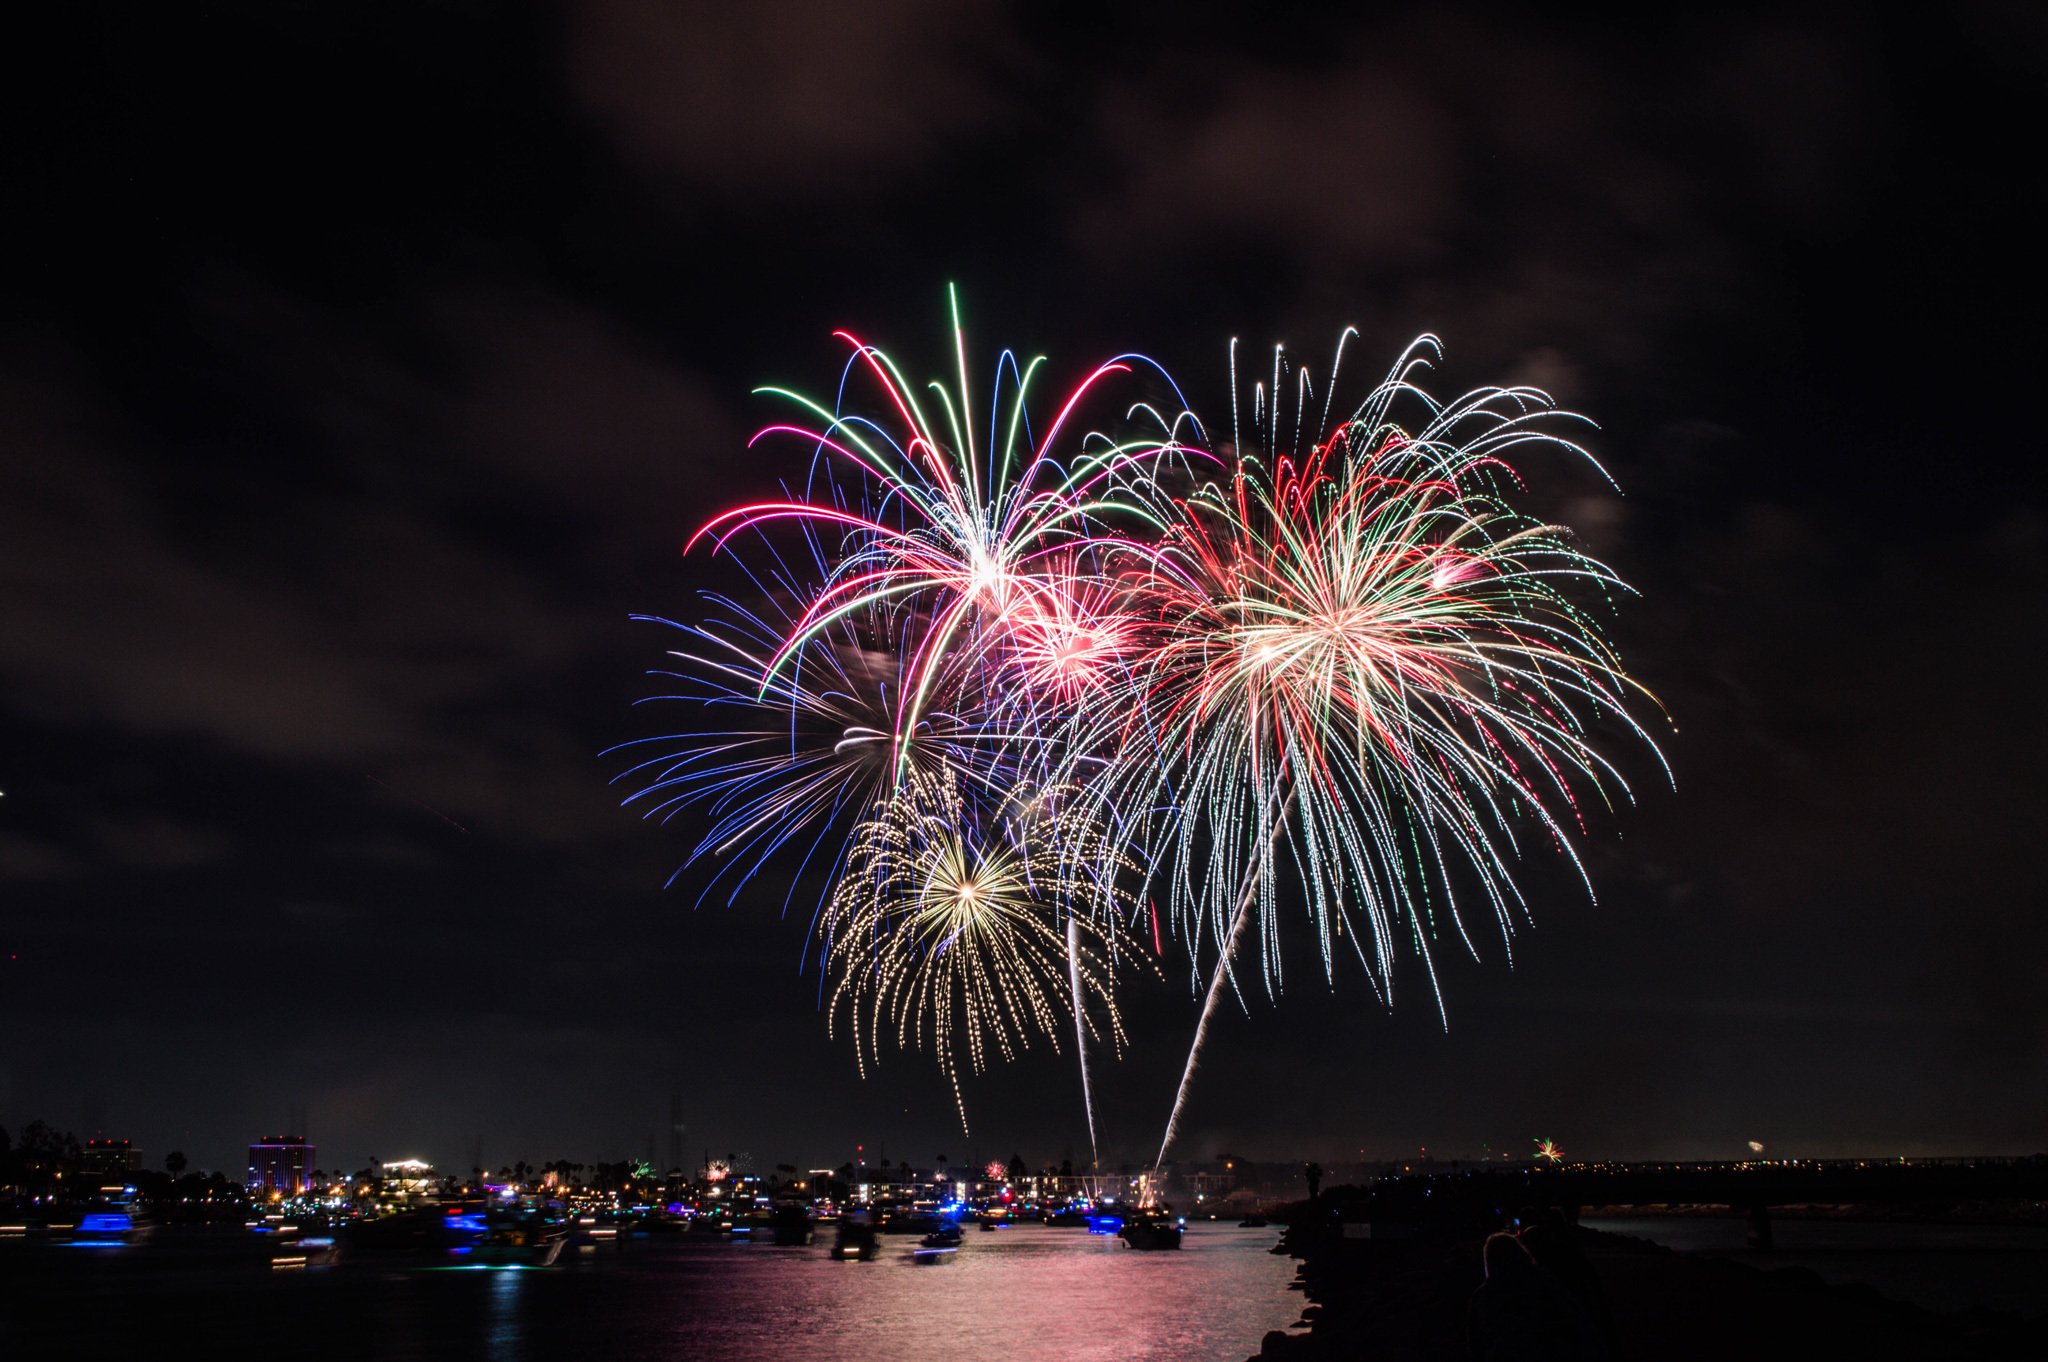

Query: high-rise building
[
  {"left": 81, "top": 1139, "right": 141, "bottom": 1176},
  {"left": 248, "top": 1135, "right": 315, "bottom": 1195}
]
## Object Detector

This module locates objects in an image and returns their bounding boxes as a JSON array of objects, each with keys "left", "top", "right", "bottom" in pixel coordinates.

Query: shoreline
[{"left": 1252, "top": 1218, "right": 2044, "bottom": 1360}]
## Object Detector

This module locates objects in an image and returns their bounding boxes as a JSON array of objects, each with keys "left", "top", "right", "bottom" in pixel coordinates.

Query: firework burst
[
  {"left": 626, "top": 297, "right": 1663, "bottom": 1167},
  {"left": 607, "top": 577, "right": 1007, "bottom": 914},
  {"left": 820, "top": 776, "right": 1147, "bottom": 1133},
  {"left": 625, "top": 293, "right": 1200, "bottom": 1148},
  {"left": 1076, "top": 335, "right": 1667, "bottom": 1165},
  {"left": 688, "top": 287, "right": 1198, "bottom": 774}
]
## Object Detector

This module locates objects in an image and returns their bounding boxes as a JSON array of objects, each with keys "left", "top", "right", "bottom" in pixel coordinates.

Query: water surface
[{"left": 4, "top": 1223, "right": 1300, "bottom": 1362}]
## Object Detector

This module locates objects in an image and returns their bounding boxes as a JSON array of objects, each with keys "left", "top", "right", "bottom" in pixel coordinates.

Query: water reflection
[
  {"left": 483, "top": 1265, "right": 525, "bottom": 1362},
  {"left": 15, "top": 1223, "right": 1297, "bottom": 1362},
  {"left": 640, "top": 1224, "right": 1295, "bottom": 1361}
]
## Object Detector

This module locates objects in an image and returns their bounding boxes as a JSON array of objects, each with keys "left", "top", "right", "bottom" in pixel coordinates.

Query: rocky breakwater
[{"left": 1251, "top": 1190, "right": 2042, "bottom": 1361}]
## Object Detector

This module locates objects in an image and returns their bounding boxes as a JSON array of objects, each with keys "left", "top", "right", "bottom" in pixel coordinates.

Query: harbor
[{"left": 1, "top": 1218, "right": 1295, "bottom": 1362}]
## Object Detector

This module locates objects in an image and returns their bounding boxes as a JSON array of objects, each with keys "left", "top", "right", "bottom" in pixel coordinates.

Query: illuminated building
[
  {"left": 248, "top": 1135, "right": 316, "bottom": 1196},
  {"left": 82, "top": 1139, "right": 141, "bottom": 1176},
  {"left": 379, "top": 1158, "right": 434, "bottom": 1196}
]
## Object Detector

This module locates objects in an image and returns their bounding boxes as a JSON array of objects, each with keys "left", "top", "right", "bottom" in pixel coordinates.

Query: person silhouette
[
  {"left": 1467, "top": 1231, "right": 1590, "bottom": 1360},
  {"left": 1515, "top": 1209, "right": 1611, "bottom": 1358}
]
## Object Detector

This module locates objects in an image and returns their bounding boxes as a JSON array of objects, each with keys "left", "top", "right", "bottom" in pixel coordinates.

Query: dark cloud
[
  {"left": 1077, "top": 54, "right": 1456, "bottom": 266},
  {"left": 568, "top": 0, "right": 1031, "bottom": 194},
  {"left": 0, "top": 360, "right": 416, "bottom": 760},
  {"left": 0, "top": 831, "right": 80, "bottom": 882}
]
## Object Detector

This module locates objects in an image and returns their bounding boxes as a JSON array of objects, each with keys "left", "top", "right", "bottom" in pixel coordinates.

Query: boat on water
[
  {"left": 283, "top": 1232, "right": 343, "bottom": 1268},
  {"left": 833, "top": 1218, "right": 879, "bottom": 1260},
  {"left": 468, "top": 1211, "right": 568, "bottom": 1267},
  {"left": 767, "top": 1204, "right": 814, "bottom": 1246},
  {"left": 911, "top": 1222, "right": 959, "bottom": 1264},
  {"left": 1118, "top": 1216, "right": 1185, "bottom": 1250},
  {"left": 71, "top": 1208, "right": 156, "bottom": 1248},
  {"left": 347, "top": 1206, "right": 463, "bottom": 1257}
]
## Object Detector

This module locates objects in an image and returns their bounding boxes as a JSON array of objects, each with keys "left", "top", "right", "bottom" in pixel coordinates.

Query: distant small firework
[
  {"left": 1534, "top": 1138, "right": 1564, "bottom": 1164},
  {"left": 985, "top": 1159, "right": 1007, "bottom": 1181},
  {"left": 1748, "top": 1140, "right": 1765, "bottom": 1154}
]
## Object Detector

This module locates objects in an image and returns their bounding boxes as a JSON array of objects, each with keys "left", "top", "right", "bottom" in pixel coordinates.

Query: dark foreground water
[
  {"left": 1581, "top": 1216, "right": 2048, "bottom": 1317},
  {"left": 1, "top": 1224, "right": 1298, "bottom": 1362}
]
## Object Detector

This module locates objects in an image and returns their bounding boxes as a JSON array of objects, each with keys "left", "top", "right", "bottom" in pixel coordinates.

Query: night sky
[{"left": 3, "top": 3, "right": 2043, "bottom": 1180}]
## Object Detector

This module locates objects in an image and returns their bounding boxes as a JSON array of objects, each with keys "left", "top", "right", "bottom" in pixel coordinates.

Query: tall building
[
  {"left": 248, "top": 1135, "right": 315, "bottom": 1195},
  {"left": 81, "top": 1139, "right": 141, "bottom": 1176}
]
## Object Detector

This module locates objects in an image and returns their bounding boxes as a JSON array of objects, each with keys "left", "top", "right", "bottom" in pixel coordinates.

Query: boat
[
  {"left": 833, "top": 1218, "right": 878, "bottom": 1260},
  {"left": 768, "top": 1204, "right": 814, "bottom": 1246},
  {"left": 69, "top": 1208, "right": 156, "bottom": 1248},
  {"left": 469, "top": 1212, "right": 568, "bottom": 1267},
  {"left": 1238, "top": 1213, "right": 1268, "bottom": 1227},
  {"left": 1118, "top": 1216, "right": 1184, "bottom": 1250},
  {"left": 565, "top": 1215, "right": 622, "bottom": 1249},
  {"left": 911, "top": 1224, "right": 959, "bottom": 1264},
  {"left": 347, "top": 1206, "right": 463, "bottom": 1258}
]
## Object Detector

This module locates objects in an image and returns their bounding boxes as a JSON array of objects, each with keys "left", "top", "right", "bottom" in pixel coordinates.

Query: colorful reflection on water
[{"left": 11, "top": 1223, "right": 1299, "bottom": 1362}]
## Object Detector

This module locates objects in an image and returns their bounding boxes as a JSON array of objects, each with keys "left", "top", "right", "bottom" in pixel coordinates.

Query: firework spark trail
[
  {"left": 1067, "top": 913, "right": 1100, "bottom": 1171},
  {"left": 1153, "top": 782, "right": 1296, "bottom": 1175}
]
